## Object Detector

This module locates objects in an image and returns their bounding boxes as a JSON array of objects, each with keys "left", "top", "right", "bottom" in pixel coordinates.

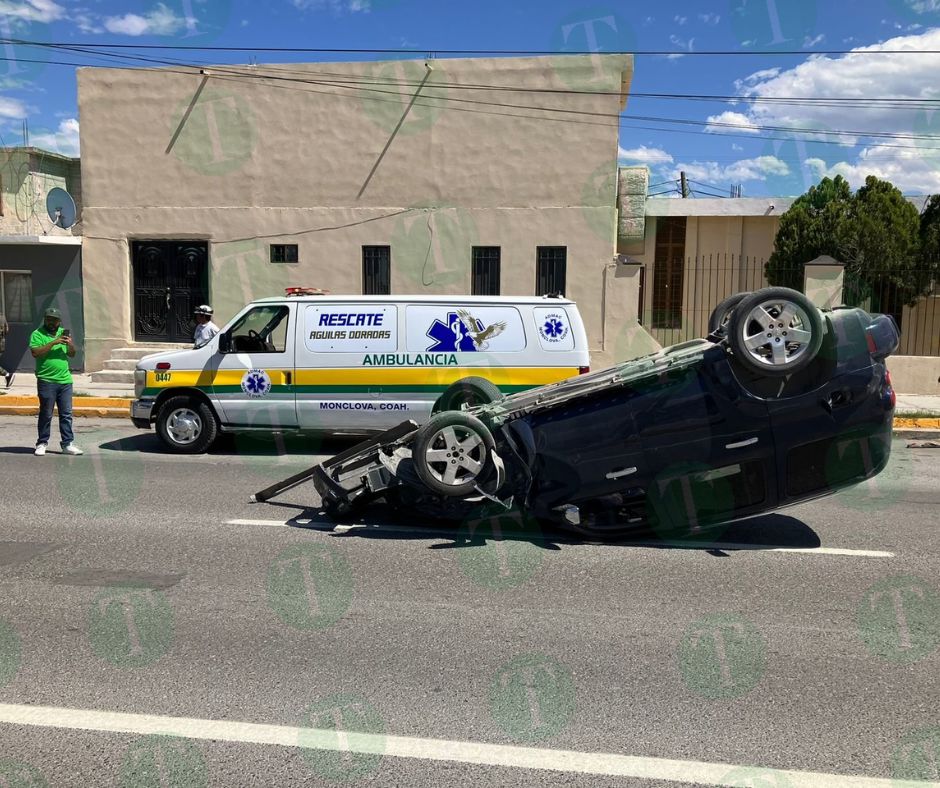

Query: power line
[
  {"left": 5, "top": 39, "right": 940, "bottom": 56},
  {"left": 8, "top": 50, "right": 940, "bottom": 153},
  {"left": 17, "top": 39, "right": 940, "bottom": 110}
]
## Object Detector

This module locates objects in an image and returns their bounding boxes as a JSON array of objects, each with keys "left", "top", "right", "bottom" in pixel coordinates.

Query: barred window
[
  {"left": 1, "top": 270, "right": 32, "bottom": 323},
  {"left": 536, "top": 247, "right": 567, "bottom": 296},
  {"left": 362, "top": 246, "right": 391, "bottom": 295},
  {"left": 472, "top": 247, "right": 501, "bottom": 296},
  {"left": 270, "top": 244, "right": 299, "bottom": 263}
]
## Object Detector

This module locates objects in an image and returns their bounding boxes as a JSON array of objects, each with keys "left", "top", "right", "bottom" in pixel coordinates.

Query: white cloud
[
  {"left": 725, "top": 28, "right": 940, "bottom": 147},
  {"left": 103, "top": 3, "right": 186, "bottom": 36},
  {"left": 29, "top": 117, "right": 79, "bottom": 156},
  {"left": 666, "top": 33, "right": 695, "bottom": 59},
  {"left": 895, "top": 1, "right": 940, "bottom": 13},
  {"left": 803, "top": 33, "right": 825, "bottom": 47},
  {"left": 799, "top": 144, "right": 940, "bottom": 193},
  {"left": 618, "top": 145, "right": 674, "bottom": 165},
  {"left": 0, "top": 96, "right": 27, "bottom": 119},
  {"left": 704, "top": 111, "right": 761, "bottom": 134},
  {"left": 0, "top": 0, "right": 64, "bottom": 23},
  {"left": 291, "top": 0, "right": 371, "bottom": 11},
  {"left": 698, "top": 13, "right": 720, "bottom": 25},
  {"left": 670, "top": 156, "right": 791, "bottom": 184},
  {"left": 674, "top": 15, "right": 687, "bottom": 25},
  {"left": 73, "top": 11, "right": 102, "bottom": 33}
]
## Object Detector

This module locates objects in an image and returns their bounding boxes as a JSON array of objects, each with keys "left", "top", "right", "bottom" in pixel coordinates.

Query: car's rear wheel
[
  {"left": 708, "top": 292, "right": 750, "bottom": 336},
  {"left": 412, "top": 411, "right": 495, "bottom": 497},
  {"left": 156, "top": 395, "right": 219, "bottom": 453},
  {"left": 728, "top": 287, "right": 823, "bottom": 376},
  {"left": 432, "top": 376, "right": 504, "bottom": 413}
]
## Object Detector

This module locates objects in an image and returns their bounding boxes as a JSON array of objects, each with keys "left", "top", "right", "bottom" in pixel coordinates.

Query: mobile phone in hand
[{"left": 61, "top": 329, "right": 71, "bottom": 338}]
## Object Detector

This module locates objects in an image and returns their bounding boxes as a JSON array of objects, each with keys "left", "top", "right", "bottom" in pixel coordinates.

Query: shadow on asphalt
[
  {"left": 98, "top": 431, "right": 362, "bottom": 457},
  {"left": 271, "top": 505, "right": 821, "bottom": 555},
  {"left": 0, "top": 446, "right": 40, "bottom": 455}
]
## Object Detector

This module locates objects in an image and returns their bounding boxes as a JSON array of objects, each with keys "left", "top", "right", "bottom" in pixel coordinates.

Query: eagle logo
[{"left": 456, "top": 309, "right": 507, "bottom": 350}]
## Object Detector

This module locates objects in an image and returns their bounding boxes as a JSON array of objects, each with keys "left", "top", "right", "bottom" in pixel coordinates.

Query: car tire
[
  {"left": 432, "top": 376, "right": 504, "bottom": 414},
  {"left": 412, "top": 411, "right": 496, "bottom": 497},
  {"left": 156, "top": 395, "right": 219, "bottom": 454},
  {"left": 728, "top": 287, "right": 824, "bottom": 377},
  {"left": 708, "top": 292, "right": 750, "bottom": 336}
]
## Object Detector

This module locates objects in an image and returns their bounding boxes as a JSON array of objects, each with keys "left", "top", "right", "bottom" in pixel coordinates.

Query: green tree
[
  {"left": 765, "top": 175, "right": 853, "bottom": 290},
  {"left": 767, "top": 175, "right": 936, "bottom": 313},
  {"left": 840, "top": 176, "right": 922, "bottom": 309},
  {"left": 919, "top": 194, "right": 940, "bottom": 263}
]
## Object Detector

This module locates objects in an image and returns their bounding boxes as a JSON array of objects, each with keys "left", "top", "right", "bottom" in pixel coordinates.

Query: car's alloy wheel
[
  {"left": 412, "top": 411, "right": 495, "bottom": 496},
  {"left": 707, "top": 292, "right": 750, "bottom": 336},
  {"left": 729, "top": 287, "right": 824, "bottom": 376},
  {"left": 432, "top": 376, "right": 504, "bottom": 414}
]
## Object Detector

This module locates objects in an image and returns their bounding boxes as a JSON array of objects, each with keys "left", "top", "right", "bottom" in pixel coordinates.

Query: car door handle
[
  {"left": 606, "top": 466, "right": 637, "bottom": 480},
  {"left": 726, "top": 437, "right": 758, "bottom": 449},
  {"left": 285, "top": 371, "right": 292, "bottom": 386},
  {"left": 823, "top": 389, "right": 851, "bottom": 412}
]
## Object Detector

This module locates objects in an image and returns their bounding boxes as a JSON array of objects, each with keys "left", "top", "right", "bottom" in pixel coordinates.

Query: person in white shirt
[{"left": 193, "top": 305, "right": 220, "bottom": 348}]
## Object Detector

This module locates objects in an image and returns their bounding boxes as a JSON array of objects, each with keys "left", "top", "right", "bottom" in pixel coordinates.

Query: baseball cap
[{"left": 44, "top": 307, "right": 62, "bottom": 318}]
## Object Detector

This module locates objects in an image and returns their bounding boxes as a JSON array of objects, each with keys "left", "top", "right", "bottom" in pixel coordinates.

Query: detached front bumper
[{"left": 130, "top": 399, "right": 154, "bottom": 429}]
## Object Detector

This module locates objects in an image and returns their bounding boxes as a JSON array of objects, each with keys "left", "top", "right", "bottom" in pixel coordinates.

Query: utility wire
[
  {"left": 17, "top": 39, "right": 940, "bottom": 109},
  {"left": 8, "top": 50, "right": 940, "bottom": 152},
  {"left": 5, "top": 39, "right": 940, "bottom": 56}
]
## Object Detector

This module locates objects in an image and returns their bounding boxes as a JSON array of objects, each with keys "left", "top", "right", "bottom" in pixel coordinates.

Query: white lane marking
[
  {"left": 225, "top": 520, "right": 894, "bottom": 557},
  {"left": 0, "top": 703, "right": 924, "bottom": 787},
  {"left": 629, "top": 543, "right": 895, "bottom": 558},
  {"left": 227, "top": 519, "right": 298, "bottom": 527}
]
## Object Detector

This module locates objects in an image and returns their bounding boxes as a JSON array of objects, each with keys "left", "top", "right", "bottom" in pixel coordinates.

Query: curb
[
  {"left": 0, "top": 396, "right": 131, "bottom": 419},
  {"left": 1, "top": 397, "right": 938, "bottom": 431}
]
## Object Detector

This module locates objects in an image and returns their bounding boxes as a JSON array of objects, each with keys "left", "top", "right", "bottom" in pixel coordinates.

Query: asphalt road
[{"left": 0, "top": 415, "right": 938, "bottom": 788}]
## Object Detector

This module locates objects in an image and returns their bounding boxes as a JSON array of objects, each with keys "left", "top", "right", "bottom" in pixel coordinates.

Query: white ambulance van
[{"left": 130, "top": 293, "right": 590, "bottom": 453}]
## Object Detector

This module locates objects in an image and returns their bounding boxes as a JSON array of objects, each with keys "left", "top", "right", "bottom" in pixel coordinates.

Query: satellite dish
[{"left": 46, "top": 187, "right": 77, "bottom": 229}]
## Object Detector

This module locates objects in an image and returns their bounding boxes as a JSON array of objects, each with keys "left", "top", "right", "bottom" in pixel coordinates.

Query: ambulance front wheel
[{"left": 156, "top": 395, "right": 220, "bottom": 454}]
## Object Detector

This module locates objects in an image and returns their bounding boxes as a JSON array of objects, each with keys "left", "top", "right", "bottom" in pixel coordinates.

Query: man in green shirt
[{"left": 29, "top": 306, "right": 83, "bottom": 456}]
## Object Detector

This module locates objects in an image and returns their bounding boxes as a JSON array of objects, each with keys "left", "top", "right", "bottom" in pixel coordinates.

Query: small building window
[
  {"left": 270, "top": 244, "right": 299, "bottom": 263},
  {"left": 1, "top": 270, "right": 33, "bottom": 323},
  {"left": 652, "top": 217, "right": 686, "bottom": 329},
  {"left": 472, "top": 247, "right": 501, "bottom": 296},
  {"left": 362, "top": 246, "right": 391, "bottom": 295},
  {"left": 536, "top": 247, "right": 567, "bottom": 296}
]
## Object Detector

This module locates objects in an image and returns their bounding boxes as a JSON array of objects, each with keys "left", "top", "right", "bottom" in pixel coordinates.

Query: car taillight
[
  {"left": 156, "top": 362, "right": 171, "bottom": 370},
  {"left": 885, "top": 370, "right": 896, "bottom": 408},
  {"left": 865, "top": 330, "right": 878, "bottom": 354},
  {"left": 579, "top": 366, "right": 590, "bottom": 375}
]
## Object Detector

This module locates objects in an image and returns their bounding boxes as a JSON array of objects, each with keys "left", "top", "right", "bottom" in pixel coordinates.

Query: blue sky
[{"left": 2, "top": 0, "right": 940, "bottom": 196}]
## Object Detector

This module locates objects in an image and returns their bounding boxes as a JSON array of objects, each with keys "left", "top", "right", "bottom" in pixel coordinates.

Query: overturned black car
[{"left": 257, "top": 288, "right": 900, "bottom": 537}]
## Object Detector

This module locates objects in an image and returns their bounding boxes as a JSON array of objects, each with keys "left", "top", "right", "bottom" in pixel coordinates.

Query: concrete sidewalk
[{"left": 0, "top": 371, "right": 132, "bottom": 418}]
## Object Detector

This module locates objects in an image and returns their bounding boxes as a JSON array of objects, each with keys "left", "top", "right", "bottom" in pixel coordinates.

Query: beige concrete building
[
  {"left": 620, "top": 195, "right": 794, "bottom": 347},
  {"left": 77, "top": 54, "right": 634, "bottom": 370},
  {"left": 0, "top": 147, "right": 83, "bottom": 370}
]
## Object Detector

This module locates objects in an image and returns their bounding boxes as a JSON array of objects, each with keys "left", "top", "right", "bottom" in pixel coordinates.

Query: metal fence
[
  {"left": 842, "top": 268, "right": 939, "bottom": 357},
  {"left": 638, "top": 256, "right": 939, "bottom": 357}
]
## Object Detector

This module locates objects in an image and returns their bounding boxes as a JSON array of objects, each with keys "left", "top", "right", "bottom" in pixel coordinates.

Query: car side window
[{"left": 228, "top": 305, "right": 290, "bottom": 353}]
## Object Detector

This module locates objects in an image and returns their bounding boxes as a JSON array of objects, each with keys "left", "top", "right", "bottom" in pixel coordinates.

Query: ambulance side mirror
[{"left": 218, "top": 331, "right": 231, "bottom": 354}]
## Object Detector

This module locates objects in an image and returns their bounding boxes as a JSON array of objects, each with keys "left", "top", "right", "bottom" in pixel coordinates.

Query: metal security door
[{"left": 133, "top": 241, "right": 208, "bottom": 342}]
